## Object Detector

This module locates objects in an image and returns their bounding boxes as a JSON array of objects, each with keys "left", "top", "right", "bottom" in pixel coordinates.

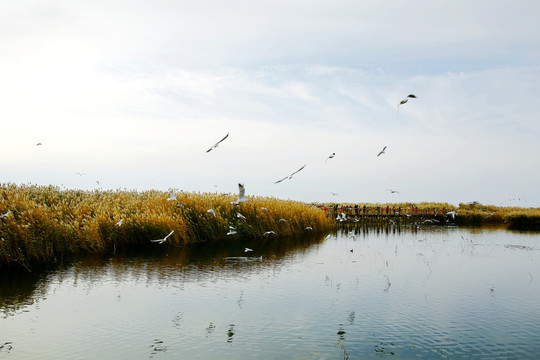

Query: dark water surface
[{"left": 1, "top": 226, "right": 539, "bottom": 359}]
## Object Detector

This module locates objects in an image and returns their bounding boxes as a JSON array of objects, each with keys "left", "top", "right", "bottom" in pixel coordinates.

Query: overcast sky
[{"left": 2, "top": 0, "right": 540, "bottom": 207}]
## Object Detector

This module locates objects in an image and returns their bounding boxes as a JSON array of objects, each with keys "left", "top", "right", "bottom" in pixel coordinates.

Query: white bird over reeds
[
  {"left": 151, "top": 230, "right": 174, "bottom": 244},
  {"left": 305, "top": 226, "right": 313, "bottom": 230},
  {"left": 237, "top": 212, "right": 246, "bottom": 219},
  {"left": 278, "top": 218, "right": 287, "bottom": 223},
  {"left": 167, "top": 189, "right": 177, "bottom": 201},
  {"left": 116, "top": 219, "right": 123, "bottom": 227},
  {"left": 261, "top": 207, "right": 267, "bottom": 211},
  {"left": 207, "top": 209, "right": 216, "bottom": 217},
  {"left": 0, "top": 210, "right": 12, "bottom": 219},
  {"left": 446, "top": 211, "right": 458, "bottom": 219},
  {"left": 325, "top": 153, "right": 335, "bottom": 163},
  {"left": 231, "top": 183, "right": 249, "bottom": 205},
  {"left": 227, "top": 226, "right": 237, "bottom": 236},
  {"left": 263, "top": 231, "right": 276, "bottom": 236},
  {"left": 245, "top": 247, "right": 253, "bottom": 252},
  {"left": 275, "top": 164, "right": 307, "bottom": 183},
  {"left": 398, "top": 94, "right": 417, "bottom": 107},
  {"left": 206, "top": 133, "right": 229, "bottom": 152},
  {"left": 377, "top": 146, "right": 387, "bottom": 157}
]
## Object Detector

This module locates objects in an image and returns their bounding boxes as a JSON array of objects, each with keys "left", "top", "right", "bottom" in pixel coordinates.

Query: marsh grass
[{"left": 0, "top": 184, "right": 332, "bottom": 269}]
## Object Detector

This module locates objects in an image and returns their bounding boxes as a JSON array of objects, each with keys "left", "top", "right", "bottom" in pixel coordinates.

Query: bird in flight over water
[
  {"left": 275, "top": 164, "right": 307, "bottom": 183},
  {"left": 386, "top": 189, "right": 400, "bottom": 194},
  {"left": 150, "top": 230, "right": 174, "bottom": 244},
  {"left": 398, "top": 94, "right": 417, "bottom": 107},
  {"left": 206, "top": 133, "right": 229, "bottom": 152},
  {"left": 377, "top": 146, "right": 387, "bottom": 157}
]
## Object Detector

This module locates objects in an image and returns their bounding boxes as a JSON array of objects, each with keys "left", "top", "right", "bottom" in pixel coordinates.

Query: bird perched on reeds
[
  {"left": 167, "top": 189, "right": 177, "bottom": 201},
  {"left": 231, "top": 183, "right": 249, "bottom": 205},
  {"left": 377, "top": 146, "right": 387, "bottom": 157},
  {"left": 151, "top": 230, "right": 174, "bottom": 244},
  {"left": 206, "top": 133, "right": 229, "bottom": 152},
  {"left": 398, "top": 94, "right": 417, "bottom": 107},
  {"left": 275, "top": 164, "right": 307, "bottom": 183}
]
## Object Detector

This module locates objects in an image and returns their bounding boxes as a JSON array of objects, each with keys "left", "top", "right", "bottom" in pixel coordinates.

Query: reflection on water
[{"left": 1, "top": 226, "right": 539, "bottom": 359}]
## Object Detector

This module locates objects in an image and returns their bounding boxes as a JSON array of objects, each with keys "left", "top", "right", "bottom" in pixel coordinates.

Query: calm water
[{"left": 1, "top": 225, "right": 539, "bottom": 359}]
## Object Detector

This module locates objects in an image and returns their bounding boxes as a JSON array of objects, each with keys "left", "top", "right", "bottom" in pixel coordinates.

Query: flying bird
[
  {"left": 231, "top": 183, "right": 249, "bottom": 205},
  {"left": 398, "top": 94, "right": 417, "bottom": 107},
  {"left": 207, "top": 209, "right": 216, "bottom": 217},
  {"left": 245, "top": 247, "right": 253, "bottom": 252},
  {"left": 75, "top": 172, "right": 86, "bottom": 176},
  {"left": 325, "top": 153, "right": 335, "bottom": 163},
  {"left": 386, "top": 189, "right": 400, "bottom": 194},
  {"left": 150, "top": 230, "right": 174, "bottom": 244},
  {"left": 36, "top": 143, "right": 42, "bottom": 146},
  {"left": 377, "top": 146, "right": 387, "bottom": 157},
  {"left": 116, "top": 219, "right": 123, "bottom": 227},
  {"left": 275, "top": 164, "right": 307, "bottom": 184},
  {"left": 263, "top": 231, "right": 276, "bottom": 236},
  {"left": 237, "top": 212, "right": 246, "bottom": 219},
  {"left": 305, "top": 226, "right": 313, "bottom": 230},
  {"left": 206, "top": 133, "right": 229, "bottom": 152},
  {"left": 227, "top": 226, "right": 237, "bottom": 236},
  {"left": 278, "top": 218, "right": 287, "bottom": 223},
  {"left": 167, "top": 189, "right": 177, "bottom": 201},
  {"left": 0, "top": 210, "right": 12, "bottom": 219}
]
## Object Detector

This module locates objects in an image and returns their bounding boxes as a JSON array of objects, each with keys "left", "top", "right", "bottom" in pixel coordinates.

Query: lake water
[{"left": 1, "top": 225, "right": 539, "bottom": 359}]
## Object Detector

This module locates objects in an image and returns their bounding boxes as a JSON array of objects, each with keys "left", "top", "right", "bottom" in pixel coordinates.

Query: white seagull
[
  {"left": 245, "top": 247, "right": 253, "bottom": 252},
  {"left": 278, "top": 218, "right": 287, "bottom": 223},
  {"left": 398, "top": 94, "right": 417, "bottom": 107},
  {"left": 167, "top": 189, "right": 177, "bottom": 201},
  {"left": 275, "top": 164, "right": 307, "bottom": 184},
  {"left": 116, "top": 219, "right": 123, "bottom": 227},
  {"left": 231, "top": 183, "right": 249, "bottom": 205},
  {"left": 377, "top": 146, "right": 387, "bottom": 157},
  {"left": 325, "top": 153, "right": 335, "bottom": 163},
  {"left": 305, "top": 226, "right": 313, "bottom": 230},
  {"left": 207, "top": 209, "right": 216, "bottom": 217},
  {"left": 227, "top": 226, "right": 237, "bottom": 236},
  {"left": 206, "top": 133, "right": 229, "bottom": 153},
  {"left": 151, "top": 230, "right": 174, "bottom": 244},
  {"left": 0, "top": 210, "right": 12, "bottom": 219},
  {"left": 237, "top": 212, "right": 246, "bottom": 219},
  {"left": 263, "top": 231, "right": 276, "bottom": 236}
]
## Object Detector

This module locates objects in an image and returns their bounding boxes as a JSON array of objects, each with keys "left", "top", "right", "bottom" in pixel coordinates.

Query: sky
[{"left": 2, "top": 0, "right": 540, "bottom": 207}]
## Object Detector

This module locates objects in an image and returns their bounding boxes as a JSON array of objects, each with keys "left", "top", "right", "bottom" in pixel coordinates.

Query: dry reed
[{"left": 0, "top": 184, "right": 332, "bottom": 268}]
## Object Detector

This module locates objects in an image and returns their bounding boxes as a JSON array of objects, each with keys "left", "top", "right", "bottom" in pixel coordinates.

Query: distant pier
[{"left": 320, "top": 205, "right": 452, "bottom": 225}]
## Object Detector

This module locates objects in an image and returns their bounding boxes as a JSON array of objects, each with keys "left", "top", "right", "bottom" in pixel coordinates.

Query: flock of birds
[{"left": 16, "top": 94, "right": 420, "bottom": 253}]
